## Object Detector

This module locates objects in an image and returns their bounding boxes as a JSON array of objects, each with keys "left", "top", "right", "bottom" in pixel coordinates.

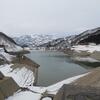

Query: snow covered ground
[
  {"left": 72, "top": 45, "right": 100, "bottom": 53},
  {"left": 0, "top": 49, "right": 15, "bottom": 62},
  {"left": 5, "top": 45, "right": 23, "bottom": 53}
]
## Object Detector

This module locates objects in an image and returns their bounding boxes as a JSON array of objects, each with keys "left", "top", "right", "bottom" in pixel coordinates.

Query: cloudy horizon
[{"left": 0, "top": 0, "right": 100, "bottom": 35}]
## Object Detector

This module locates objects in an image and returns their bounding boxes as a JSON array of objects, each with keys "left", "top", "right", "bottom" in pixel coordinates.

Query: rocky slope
[{"left": 0, "top": 32, "right": 23, "bottom": 52}]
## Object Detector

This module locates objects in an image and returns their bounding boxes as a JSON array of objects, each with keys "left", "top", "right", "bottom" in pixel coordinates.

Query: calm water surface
[{"left": 26, "top": 51, "right": 88, "bottom": 86}]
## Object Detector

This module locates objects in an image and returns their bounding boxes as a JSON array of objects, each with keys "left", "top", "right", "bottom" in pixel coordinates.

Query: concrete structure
[
  {"left": 54, "top": 84, "right": 100, "bottom": 100},
  {"left": 54, "top": 67, "right": 100, "bottom": 100},
  {"left": 0, "top": 91, "right": 4, "bottom": 100},
  {"left": 0, "top": 72, "right": 20, "bottom": 99},
  {"left": 0, "top": 72, "right": 4, "bottom": 79}
]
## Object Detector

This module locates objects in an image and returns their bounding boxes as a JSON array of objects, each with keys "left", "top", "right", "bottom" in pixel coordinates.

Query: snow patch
[
  {"left": 0, "top": 50, "right": 15, "bottom": 62},
  {"left": 72, "top": 45, "right": 100, "bottom": 53},
  {"left": 0, "top": 64, "right": 34, "bottom": 87}
]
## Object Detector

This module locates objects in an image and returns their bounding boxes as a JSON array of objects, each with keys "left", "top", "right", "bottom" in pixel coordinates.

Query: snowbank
[{"left": 0, "top": 64, "right": 34, "bottom": 87}]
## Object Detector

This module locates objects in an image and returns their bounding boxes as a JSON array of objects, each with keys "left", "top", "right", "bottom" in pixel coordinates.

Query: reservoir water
[{"left": 26, "top": 51, "right": 88, "bottom": 86}]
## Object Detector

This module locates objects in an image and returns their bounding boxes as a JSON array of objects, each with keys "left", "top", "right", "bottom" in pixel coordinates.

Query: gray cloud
[{"left": 0, "top": 0, "right": 100, "bottom": 35}]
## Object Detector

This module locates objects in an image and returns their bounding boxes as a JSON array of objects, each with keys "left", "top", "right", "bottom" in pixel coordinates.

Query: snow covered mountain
[
  {"left": 39, "top": 27, "right": 100, "bottom": 50},
  {"left": 39, "top": 35, "right": 76, "bottom": 50},
  {"left": 14, "top": 34, "right": 53, "bottom": 48},
  {"left": 13, "top": 33, "right": 67, "bottom": 48},
  {"left": 71, "top": 27, "right": 100, "bottom": 45}
]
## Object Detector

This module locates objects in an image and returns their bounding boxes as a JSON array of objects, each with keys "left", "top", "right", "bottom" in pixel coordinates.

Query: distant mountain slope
[
  {"left": 39, "top": 35, "right": 76, "bottom": 50},
  {"left": 12, "top": 27, "right": 100, "bottom": 50},
  {"left": 71, "top": 27, "right": 100, "bottom": 45},
  {"left": 13, "top": 33, "right": 67, "bottom": 48},
  {"left": 39, "top": 27, "right": 100, "bottom": 50},
  {"left": 0, "top": 32, "right": 22, "bottom": 52}
]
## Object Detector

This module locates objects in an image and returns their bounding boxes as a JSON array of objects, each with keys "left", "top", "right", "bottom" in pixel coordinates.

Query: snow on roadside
[
  {"left": 0, "top": 64, "right": 34, "bottom": 87},
  {"left": 72, "top": 45, "right": 100, "bottom": 53}
]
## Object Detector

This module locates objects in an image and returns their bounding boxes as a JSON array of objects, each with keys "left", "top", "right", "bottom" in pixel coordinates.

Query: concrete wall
[
  {"left": 54, "top": 84, "right": 100, "bottom": 100},
  {"left": 0, "top": 72, "right": 4, "bottom": 79},
  {"left": 0, "top": 77, "right": 20, "bottom": 98},
  {"left": 54, "top": 85, "right": 65, "bottom": 100},
  {"left": 33, "top": 68, "right": 39, "bottom": 85},
  {"left": 0, "top": 91, "right": 4, "bottom": 100}
]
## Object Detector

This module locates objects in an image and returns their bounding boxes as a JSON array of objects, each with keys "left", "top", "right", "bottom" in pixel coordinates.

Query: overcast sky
[{"left": 0, "top": 0, "right": 100, "bottom": 35}]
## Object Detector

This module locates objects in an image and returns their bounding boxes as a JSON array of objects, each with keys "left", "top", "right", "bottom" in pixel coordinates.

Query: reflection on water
[{"left": 26, "top": 51, "right": 89, "bottom": 86}]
